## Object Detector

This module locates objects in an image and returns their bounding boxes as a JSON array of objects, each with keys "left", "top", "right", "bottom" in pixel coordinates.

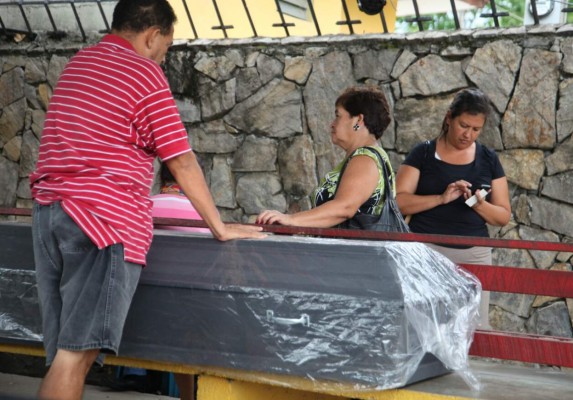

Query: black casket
[{"left": 0, "top": 221, "right": 480, "bottom": 390}]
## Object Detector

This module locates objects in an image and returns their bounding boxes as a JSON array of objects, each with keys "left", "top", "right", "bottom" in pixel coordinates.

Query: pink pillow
[{"left": 151, "top": 194, "right": 209, "bottom": 233}]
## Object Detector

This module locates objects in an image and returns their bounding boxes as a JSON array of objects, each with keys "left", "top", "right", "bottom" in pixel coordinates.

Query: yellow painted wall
[
  {"left": 195, "top": 375, "right": 472, "bottom": 400},
  {"left": 197, "top": 375, "right": 342, "bottom": 400},
  {"left": 169, "top": 0, "right": 397, "bottom": 40}
]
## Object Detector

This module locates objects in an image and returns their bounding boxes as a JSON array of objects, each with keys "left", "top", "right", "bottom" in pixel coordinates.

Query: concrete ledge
[
  {"left": 403, "top": 359, "right": 573, "bottom": 400},
  {"left": 2, "top": 344, "right": 573, "bottom": 400}
]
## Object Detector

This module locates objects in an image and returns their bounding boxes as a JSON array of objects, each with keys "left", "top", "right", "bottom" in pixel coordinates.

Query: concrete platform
[
  {"left": 1, "top": 359, "right": 573, "bottom": 400},
  {"left": 403, "top": 359, "right": 573, "bottom": 400},
  {"left": 0, "top": 372, "right": 172, "bottom": 400}
]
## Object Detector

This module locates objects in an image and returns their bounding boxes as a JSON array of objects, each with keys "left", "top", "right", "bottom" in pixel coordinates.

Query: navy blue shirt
[{"left": 403, "top": 139, "right": 505, "bottom": 239}]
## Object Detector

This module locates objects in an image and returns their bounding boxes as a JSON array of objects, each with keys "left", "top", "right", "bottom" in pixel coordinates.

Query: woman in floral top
[{"left": 257, "top": 86, "right": 394, "bottom": 228}]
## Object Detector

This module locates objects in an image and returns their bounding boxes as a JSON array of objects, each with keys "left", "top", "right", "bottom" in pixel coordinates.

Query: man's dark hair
[
  {"left": 335, "top": 86, "right": 392, "bottom": 139},
  {"left": 112, "top": 0, "right": 177, "bottom": 35}
]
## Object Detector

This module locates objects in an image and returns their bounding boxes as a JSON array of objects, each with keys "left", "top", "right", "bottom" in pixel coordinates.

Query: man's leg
[
  {"left": 32, "top": 202, "right": 142, "bottom": 399},
  {"left": 38, "top": 348, "right": 100, "bottom": 400},
  {"left": 174, "top": 373, "right": 196, "bottom": 400}
]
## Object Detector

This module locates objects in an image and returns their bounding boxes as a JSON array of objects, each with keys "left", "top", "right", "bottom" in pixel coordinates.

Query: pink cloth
[{"left": 151, "top": 194, "right": 209, "bottom": 233}]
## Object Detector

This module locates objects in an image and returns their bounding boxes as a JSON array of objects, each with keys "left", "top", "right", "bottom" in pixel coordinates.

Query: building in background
[
  {"left": 169, "top": 0, "right": 398, "bottom": 40},
  {"left": 0, "top": 0, "right": 566, "bottom": 41},
  {"left": 396, "top": 0, "right": 481, "bottom": 30},
  {"left": 523, "top": 0, "right": 567, "bottom": 25},
  {"left": 397, "top": 0, "right": 480, "bottom": 18}
]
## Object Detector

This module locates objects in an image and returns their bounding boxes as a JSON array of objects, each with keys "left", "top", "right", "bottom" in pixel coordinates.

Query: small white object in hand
[{"left": 465, "top": 189, "right": 488, "bottom": 208}]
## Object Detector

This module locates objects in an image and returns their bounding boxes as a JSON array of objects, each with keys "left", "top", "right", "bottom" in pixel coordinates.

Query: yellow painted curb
[
  {"left": 196, "top": 375, "right": 470, "bottom": 400},
  {"left": 1, "top": 344, "right": 469, "bottom": 400},
  {"left": 0, "top": 343, "right": 44, "bottom": 358}
]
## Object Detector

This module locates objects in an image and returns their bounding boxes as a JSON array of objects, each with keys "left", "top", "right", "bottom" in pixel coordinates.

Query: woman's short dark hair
[
  {"left": 112, "top": 0, "right": 176, "bottom": 36},
  {"left": 160, "top": 162, "right": 175, "bottom": 184},
  {"left": 440, "top": 87, "right": 492, "bottom": 137},
  {"left": 335, "top": 86, "right": 391, "bottom": 139}
]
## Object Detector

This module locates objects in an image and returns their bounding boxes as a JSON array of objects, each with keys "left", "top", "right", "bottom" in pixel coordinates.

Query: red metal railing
[{"left": 2, "top": 207, "right": 573, "bottom": 367}]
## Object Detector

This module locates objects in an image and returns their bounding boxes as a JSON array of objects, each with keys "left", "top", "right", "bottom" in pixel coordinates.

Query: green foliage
[{"left": 395, "top": 0, "right": 572, "bottom": 32}]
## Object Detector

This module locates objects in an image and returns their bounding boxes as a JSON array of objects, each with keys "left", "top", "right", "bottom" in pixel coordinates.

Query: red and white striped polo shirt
[{"left": 30, "top": 34, "right": 191, "bottom": 265}]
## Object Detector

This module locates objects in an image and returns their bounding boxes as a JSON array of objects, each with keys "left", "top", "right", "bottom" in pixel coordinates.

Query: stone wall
[{"left": 1, "top": 25, "right": 573, "bottom": 338}]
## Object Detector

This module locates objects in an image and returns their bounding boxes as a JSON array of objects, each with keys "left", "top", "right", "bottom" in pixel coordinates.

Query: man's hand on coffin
[
  {"left": 216, "top": 223, "right": 267, "bottom": 241},
  {"left": 165, "top": 153, "right": 266, "bottom": 241}
]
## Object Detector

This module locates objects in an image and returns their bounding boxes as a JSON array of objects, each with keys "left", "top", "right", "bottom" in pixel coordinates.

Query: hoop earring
[{"left": 353, "top": 124, "right": 360, "bottom": 131}]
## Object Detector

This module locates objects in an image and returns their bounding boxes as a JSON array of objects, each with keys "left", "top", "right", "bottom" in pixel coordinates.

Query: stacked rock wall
[{"left": 0, "top": 26, "right": 572, "bottom": 336}]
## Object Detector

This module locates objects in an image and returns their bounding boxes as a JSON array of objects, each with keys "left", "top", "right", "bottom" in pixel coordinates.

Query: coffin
[{"left": 0, "top": 221, "right": 480, "bottom": 390}]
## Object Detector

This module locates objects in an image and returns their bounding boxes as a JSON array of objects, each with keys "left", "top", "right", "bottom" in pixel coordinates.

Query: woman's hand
[
  {"left": 256, "top": 155, "right": 379, "bottom": 228},
  {"left": 470, "top": 177, "right": 511, "bottom": 226},
  {"left": 440, "top": 180, "right": 472, "bottom": 204},
  {"left": 256, "top": 210, "right": 294, "bottom": 226},
  {"left": 470, "top": 187, "right": 490, "bottom": 209}
]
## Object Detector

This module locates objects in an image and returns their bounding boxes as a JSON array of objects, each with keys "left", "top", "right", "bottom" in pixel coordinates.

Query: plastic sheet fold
[
  {"left": 0, "top": 268, "right": 43, "bottom": 342},
  {"left": 214, "top": 238, "right": 481, "bottom": 391}
]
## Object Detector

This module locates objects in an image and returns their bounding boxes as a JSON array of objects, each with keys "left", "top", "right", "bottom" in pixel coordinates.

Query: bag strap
[
  {"left": 364, "top": 146, "right": 394, "bottom": 202},
  {"left": 423, "top": 140, "right": 431, "bottom": 161},
  {"left": 335, "top": 146, "right": 393, "bottom": 202}
]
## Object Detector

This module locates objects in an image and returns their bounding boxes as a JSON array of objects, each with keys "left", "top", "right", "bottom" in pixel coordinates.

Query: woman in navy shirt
[{"left": 395, "top": 88, "right": 511, "bottom": 328}]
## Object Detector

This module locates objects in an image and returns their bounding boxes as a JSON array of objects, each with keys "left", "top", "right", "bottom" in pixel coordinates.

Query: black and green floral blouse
[{"left": 312, "top": 146, "right": 395, "bottom": 216}]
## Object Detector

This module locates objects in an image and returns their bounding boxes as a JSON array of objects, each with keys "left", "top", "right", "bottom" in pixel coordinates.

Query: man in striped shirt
[{"left": 30, "top": 1, "right": 264, "bottom": 399}]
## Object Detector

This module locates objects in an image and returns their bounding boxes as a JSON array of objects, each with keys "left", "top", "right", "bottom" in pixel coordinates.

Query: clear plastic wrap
[
  {"left": 257, "top": 239, "right": 480, "bottom": 391},
  {"left": 127, "top": 232, "right": 482, "bottom": 392},
  {"left": 0, "top": 268, "right": 43, "bottom": 342},
  {"left": 1, "top": 221, "right": 481, "bottom": 392},
  {"left": 384, "top": 241, "right": 481, "bottom": 390}
]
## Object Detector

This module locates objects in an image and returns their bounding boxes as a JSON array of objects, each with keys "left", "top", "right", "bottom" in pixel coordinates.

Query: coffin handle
[{"left": 266, "top": 310, "right": 310, "bottom": 327}]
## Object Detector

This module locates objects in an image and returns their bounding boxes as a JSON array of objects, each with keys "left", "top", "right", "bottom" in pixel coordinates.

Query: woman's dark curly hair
[
  {"left": 112, "top": 0, "right": 176, "bottom": 36},
  {"left": 335, "top": 86, "right": 392, "bottom": 139}
]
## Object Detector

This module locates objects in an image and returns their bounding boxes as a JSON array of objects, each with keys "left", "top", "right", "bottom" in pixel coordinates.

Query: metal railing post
[
  {"left": 96, "top": 0, "right": 110, "bottom": 32},
  {"left": 272, "top": 0, "right": 294, "bottom": 37},
  {"left": 43, "top": 1, "right": 59, "bottom": 33},
  {"left": 240, "top": 0, "right": 258, "bottom": 37},
  {"left": 181, "top": 0, "right": 198, "bottom": 39},
  {"left": 210, "top": 0, "right": 233, "bottom": 38},
  {"left": 0, "top": 15, "right": 6, "bottom": 35},
  {"left": 68, "top": 1, "right": 87, "bottom": 41},
  {"left": 529, "top": 0, "right": 540, "bottom": 25},
  {"left": 306, "top": 0, "right": 321, "bottom": 36},
  {"left": 337, "top": 0, "right": 361, "bottom": 34},
  {"left": 449, "top": 0, "right": 460, "bottom": 29},
  {"left": 403, "top": 0, "right": 431, "bottom": 31},
  {"left": 380, "top": 9, "right": 388, "bottom": 33},
  {"left": 17, "top": 1, "right": 33, "bottom": 35},
  {"left": 412, "top": 0, "right": 423, "bottom": 31},
  {"left": 480, "top": 0, "right": 509, "bottom": 28},
  {"left": 0, "top": 0, "right": 564, "bottom": 41}
]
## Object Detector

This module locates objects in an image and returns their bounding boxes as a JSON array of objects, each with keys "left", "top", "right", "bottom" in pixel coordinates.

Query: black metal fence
[
  {"left": 0, "top": 0, "right": 113, "bottom": 40},
  {"left": 0, "top": 0, "right": 571, "bottom": 42}
]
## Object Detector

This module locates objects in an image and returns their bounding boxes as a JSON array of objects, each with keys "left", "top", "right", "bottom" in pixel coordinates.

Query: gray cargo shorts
[{"left": 32, "top": 202, "right": 142, "bottom": 366}]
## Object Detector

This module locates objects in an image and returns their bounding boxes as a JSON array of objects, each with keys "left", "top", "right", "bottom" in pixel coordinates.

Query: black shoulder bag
[{"left": 337, "top": 147, "right": 410, "bottom": 233}]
